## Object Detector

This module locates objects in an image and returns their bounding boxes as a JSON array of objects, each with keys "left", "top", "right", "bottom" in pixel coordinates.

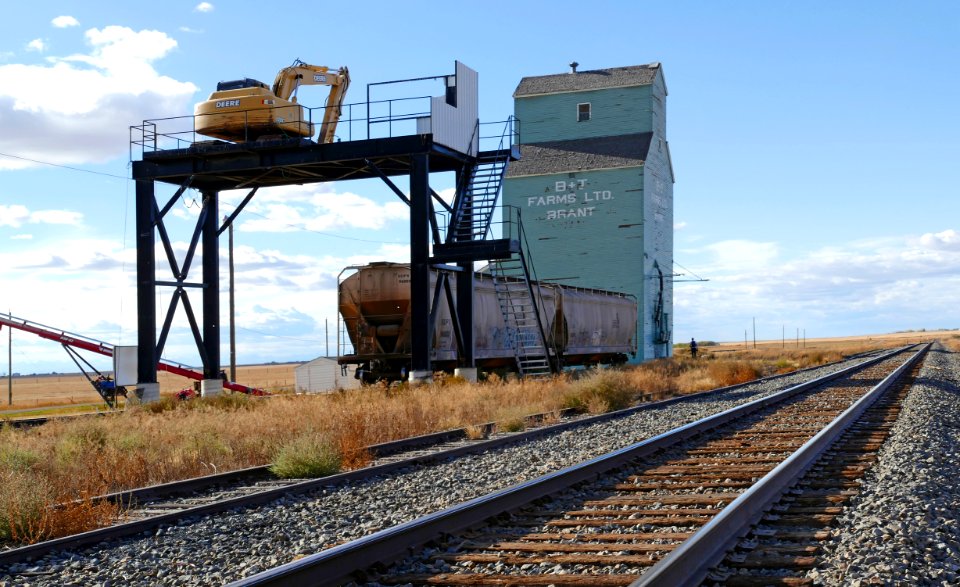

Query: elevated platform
[
  {"left": 133, "top": 134, "right": 477, "bottom": 190},
  {"left": 130, "top": 60, "right": 522, "bottom": 397}
]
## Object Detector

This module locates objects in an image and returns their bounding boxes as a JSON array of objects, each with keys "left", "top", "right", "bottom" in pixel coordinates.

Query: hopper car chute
[{"left": 337, "top": 263, "right": 637, "bottom": 383}]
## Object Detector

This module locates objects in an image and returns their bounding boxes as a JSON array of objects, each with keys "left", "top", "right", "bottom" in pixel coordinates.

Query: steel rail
[
  {"left": 631, "top": 342, "right": 930, "bottom": 587},
  {"left": 227, "top": 346, "right": 913, "bottom": 587},
  {"left": 0, "top": 364, "right": 811, "bottom": 567},
  {"left": 0, "top": 347, "right": 899, "bottom": 567},
  {"left": 22, "top": 351, "right": 875, "bottom": 516}
]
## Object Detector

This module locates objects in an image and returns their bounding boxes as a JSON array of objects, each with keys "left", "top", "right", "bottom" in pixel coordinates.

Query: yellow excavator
[{"left": 194, "top": 59, "right": 350, "bottom": 143}]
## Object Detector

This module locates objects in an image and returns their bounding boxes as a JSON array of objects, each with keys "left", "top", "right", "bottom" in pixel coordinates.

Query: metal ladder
[{"left": 489, "top": 249, "right": 554, "bottom": 378}]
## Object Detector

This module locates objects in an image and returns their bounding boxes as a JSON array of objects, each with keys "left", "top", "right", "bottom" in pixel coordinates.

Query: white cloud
[
  {"left": 232, "top": 184, "right": 409, "bottom": 233},
  {"left": 674, "top": 230, "right": 960, "bottom": 342},
  {"left": 0, "top": 26, "right": 197, "bottom": 169},
  {"left": 195, "top": 2, "right": 214, "bottom": 12},
  {"left": 0, "top": 204, "right": 29, "bottom": 227},
  {"left": 52, "top": 16, "right": 80, "bottom": 28},
  {"left": 919, "top": 229, "right": 960, "bottom": 251},
  {"left": 26, "top": 39, "right": 46, "bottom": 52},
  {"left": 0, "top": 204, "right": 83, "bottom": 227},
  {"left": 179, "top": 26, "right": 203, "bottom": 34},
  {"left": 701, "top": 239, "right": 779, "bottom": 273},
  {"left": 29, "top": 210, "right": 84, "bottom": 225},
  {"left": 674, "top": 221, "right": 687, "bottom": 230},
  {"left": 11, "top": 234, "right": 33, "bottom": 240}
]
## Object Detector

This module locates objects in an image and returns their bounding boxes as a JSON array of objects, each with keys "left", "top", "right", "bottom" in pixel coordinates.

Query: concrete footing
[
  {"left": 408, "top": 370, "right": 433, "bottom": 385},
  {"left": 454, "top": 367, "right": 478, "bottom": 383},
  {"left": 201, "top": 379, "right": 224, "bottom": 397},
  {"left": 131, "top": 382, "right": 160, "bottom": 405}
]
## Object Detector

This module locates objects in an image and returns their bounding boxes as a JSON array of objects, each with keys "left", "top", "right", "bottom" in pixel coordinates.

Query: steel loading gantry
[{"left": 129, "top": 61, "right": 521, "bottom": 402}]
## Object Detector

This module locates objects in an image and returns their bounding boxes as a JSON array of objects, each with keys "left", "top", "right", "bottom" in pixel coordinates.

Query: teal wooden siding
[
  {"left": 516, "top": 85, "right": 655, "bottom": 144},
  {"left": 503, "top": 167, "right": 646, "bottom": 358}
]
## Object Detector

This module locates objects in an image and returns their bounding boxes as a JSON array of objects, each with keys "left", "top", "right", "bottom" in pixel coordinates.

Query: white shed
[{"left": 294, "top": 357, "right": 360, "bottom": 393}]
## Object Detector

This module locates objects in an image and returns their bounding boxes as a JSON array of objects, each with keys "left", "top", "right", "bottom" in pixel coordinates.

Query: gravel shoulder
[{"left": 811, "top": 342, "right": 960, "bottom": 586}]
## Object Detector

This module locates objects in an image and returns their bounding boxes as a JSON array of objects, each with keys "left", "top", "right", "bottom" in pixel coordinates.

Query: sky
[{"left": 0, "top": 1, "right": 958, "bottom": 375}]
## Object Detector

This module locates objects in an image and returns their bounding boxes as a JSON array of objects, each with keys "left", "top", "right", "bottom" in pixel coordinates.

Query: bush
[
  {"left": 707, "top": 361, "right": 762, "bottom": 386},
  {"left": 269, "top": 435, "right": 342, "bottom": 479},
  {"left": 0, "top": 446, "right": 41, "bottom": 472},
  {"left": 0, "top": 473, "right": 48, "bottom": 542},
  {"left": 562, "top": 369, "right": 636, "bottom": 414}
]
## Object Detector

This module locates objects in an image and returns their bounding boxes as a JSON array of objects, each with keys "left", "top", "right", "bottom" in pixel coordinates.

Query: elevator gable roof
[{"left": 514, "top": 63, "right": 661, "bottom": 98}]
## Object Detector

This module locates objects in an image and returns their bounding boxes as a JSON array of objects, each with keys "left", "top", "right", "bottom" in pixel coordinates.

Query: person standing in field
[{"left": 690, "top": 338, "right": 698, "bottom": 359}]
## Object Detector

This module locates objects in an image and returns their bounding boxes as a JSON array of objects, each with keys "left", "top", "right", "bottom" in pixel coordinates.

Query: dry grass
[{"left": 0, "top": 332, "right": 947, "bottom": 544}]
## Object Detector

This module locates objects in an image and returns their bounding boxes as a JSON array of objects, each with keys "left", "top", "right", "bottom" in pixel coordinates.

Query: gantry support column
[
  {"left": 409, "top": 153, "right": 432, "bottom": 384},
  {"left": 454, "top": 260, "right": 477, "bottom": 382},
  {"left": 201, "top": 190, "right": 223, "bottom": 397},
  {"left": 134, "top": 178, "right": 160, "bottom": 403}
]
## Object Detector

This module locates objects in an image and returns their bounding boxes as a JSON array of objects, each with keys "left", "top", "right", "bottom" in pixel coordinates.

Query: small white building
[{"left": 294, "top": 357, "right": 360, "bottom": 393}]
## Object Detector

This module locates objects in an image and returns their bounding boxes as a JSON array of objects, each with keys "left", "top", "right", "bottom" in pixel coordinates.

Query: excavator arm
[
  {"left": 272, "top": 59, "right": 350, "bottom": 143},
  {"left": 194, "top": 58, "right": 349, "bottom": 144}
]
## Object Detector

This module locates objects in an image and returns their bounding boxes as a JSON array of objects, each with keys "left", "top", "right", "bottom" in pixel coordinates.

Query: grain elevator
[{"left": 502, "top": 63, "right": 674, "bottom": 361}]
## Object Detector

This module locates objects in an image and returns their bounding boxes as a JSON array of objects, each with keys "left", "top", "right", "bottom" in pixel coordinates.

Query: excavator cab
[{"left": 194, "top": 59, "right": 349, "bottom": 143}]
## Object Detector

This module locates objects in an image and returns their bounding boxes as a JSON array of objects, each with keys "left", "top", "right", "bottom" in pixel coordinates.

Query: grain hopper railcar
[{"left": 337, "top": 262, "right": 637, "bottom": 382}]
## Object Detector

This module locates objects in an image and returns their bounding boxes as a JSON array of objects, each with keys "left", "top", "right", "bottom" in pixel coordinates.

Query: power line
[
  {"left": 673, "top": 260, "right": 708, "bottom": 282},
  {"left": 0, "top": 151, "right": 129, "bottom": 180}
]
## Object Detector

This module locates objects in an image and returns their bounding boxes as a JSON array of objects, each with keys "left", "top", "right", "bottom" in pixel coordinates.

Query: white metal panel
[
  {"left": 295, "top": 358, "right": 359, "bottom": 393},
  {"left": 430, "top": 61, "right": 478, "bottom": 154},
  {"left": 113, "top": 346, "right": 138, "bottom": 386}
]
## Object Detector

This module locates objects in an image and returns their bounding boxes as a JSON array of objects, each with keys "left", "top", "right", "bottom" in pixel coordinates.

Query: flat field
[
  {"left": 0, "top": 363, "right": 299, "bottom": 412},
  {"left": 700, "top": 329, "right": 957, "bottom": 354}
]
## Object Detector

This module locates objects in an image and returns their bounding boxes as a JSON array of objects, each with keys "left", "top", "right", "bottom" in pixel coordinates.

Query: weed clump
[
  {"left": 562, "top": 369, "right": 636, "bottom": 414},
  {"left": 707, "top": 361, "right": 762, "bottom": 386},
  {"left": 269, "top": 435, "right": 342, "bottom": 479}
]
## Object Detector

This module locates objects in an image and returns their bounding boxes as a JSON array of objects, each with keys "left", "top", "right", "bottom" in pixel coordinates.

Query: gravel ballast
[
  {"left": 0, "top": 353, "right": 894, "bottom": 586},
  {"left": 811, "top": 342, "right": 960, "bottom": 586}
]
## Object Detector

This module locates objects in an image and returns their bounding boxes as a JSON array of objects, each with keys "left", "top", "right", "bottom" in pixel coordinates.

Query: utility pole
[
  {"left": 744, "top": 329, "right": 748, "bottom": 349},
  {"left": 325, "top": 318, "right": 329, "bottom": 357},
  {"left": 7, "top": 310, "right": 11, "bottom": 406},
  {"left": 752, "top": 317, "right": 756, "bottom": 349},
  {"left": 227, "top": 217, "right": 237, "bottom": 383},
  {"left": 796, "top": 327, "right": 800, "bottom": 348}
]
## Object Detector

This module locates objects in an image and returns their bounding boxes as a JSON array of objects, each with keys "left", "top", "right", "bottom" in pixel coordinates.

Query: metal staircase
[
  {"left": 446, "top": 120, "right": 513, "bottom": 244},
  {"left": 487, "top": 210, "right": 558, "bottom": 378},
  {"left": 437, "top": 118, "right": 556, "bottom": 378}
]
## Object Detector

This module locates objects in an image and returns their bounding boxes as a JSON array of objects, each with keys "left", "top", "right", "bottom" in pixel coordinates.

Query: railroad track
[
  {"left": 227, "top": 345, "right": 925, "bottom": 586},
  {"left": 1, "top": 352, "right": 884, "bottom": 568},
  {"left": 704, "top": 358, "right": 919, "bottom": 587},
  {"left": 0, "top": 348, "right": 902, "bottom": 585}
]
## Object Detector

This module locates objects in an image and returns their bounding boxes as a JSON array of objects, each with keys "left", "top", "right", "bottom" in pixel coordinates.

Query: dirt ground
[{"left": 0, "top": 363, "right": 299, "bottom": 411}]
